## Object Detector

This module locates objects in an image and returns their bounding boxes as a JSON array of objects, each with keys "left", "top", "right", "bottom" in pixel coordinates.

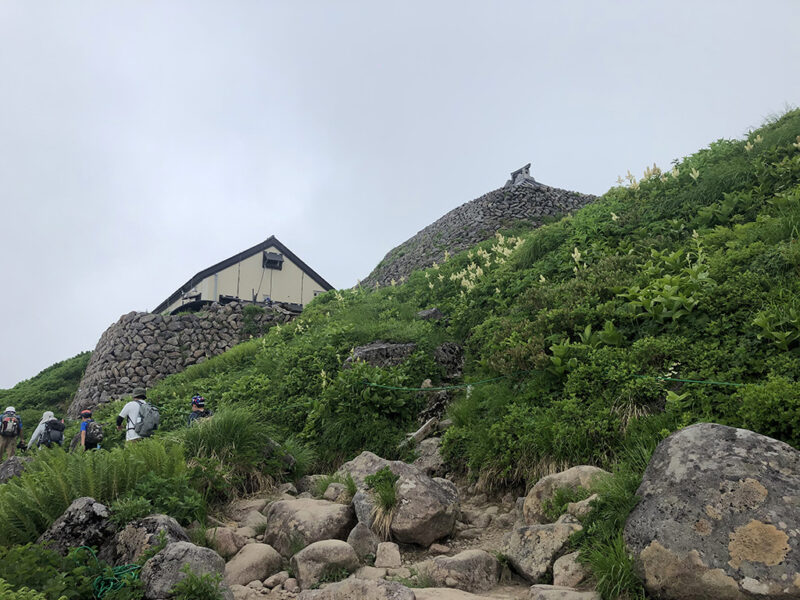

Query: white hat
[{"left": 5, "top": 407, "right": 15, "bottom": 413}]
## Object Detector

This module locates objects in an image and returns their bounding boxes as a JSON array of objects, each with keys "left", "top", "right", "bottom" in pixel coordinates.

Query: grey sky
[{"left": 1, "top": 1, "right": 798, "bottom": 388}]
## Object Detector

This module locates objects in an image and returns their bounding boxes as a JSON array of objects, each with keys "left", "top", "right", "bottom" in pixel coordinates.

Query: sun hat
[{"left": 132, "top": 388, "right": 147, "bottom": 399}]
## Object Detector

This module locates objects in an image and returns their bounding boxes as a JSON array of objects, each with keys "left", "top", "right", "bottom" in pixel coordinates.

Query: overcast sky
[{"left": 1, "top": 1, "right": 798, "bottom": 388}]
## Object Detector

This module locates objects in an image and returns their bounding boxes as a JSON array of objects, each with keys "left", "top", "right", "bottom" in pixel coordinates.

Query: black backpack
[
  {"left": 40, "top": 419, "right": 65, "bottom": 447},
  {"left": 85, "top": 420, "right": 104, "bottom": 446}
]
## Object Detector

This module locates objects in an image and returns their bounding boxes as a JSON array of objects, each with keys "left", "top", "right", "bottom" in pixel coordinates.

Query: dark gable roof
[{"left": 153, "top": 236, "right": 334, "bottom": 313}]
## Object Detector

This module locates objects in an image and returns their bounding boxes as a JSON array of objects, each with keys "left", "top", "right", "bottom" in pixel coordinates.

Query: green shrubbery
[
  {"left": 0, "top": 544, "right": 112, "bottom": 600},
  {"left": 0, "top": 441, "right": 185, "bottom": 545},
  {"left": 169, "top": 565, "right": 225, "bottom": 600}
]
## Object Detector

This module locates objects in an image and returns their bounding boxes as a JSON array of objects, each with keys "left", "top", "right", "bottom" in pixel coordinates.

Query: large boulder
[
  {"left": 262, "top": 498, "right": 355, "bottom": 557},
  {"left": 99, "top": 514, "right": 188, "bottom": 566},
  {"left": 523, "top": 466, "right": 608, "bottom": 525},
  {"left": 38, "top": 497, "right": 115, "bottom": 555},
  {"left": 423, "top": 549, "right": 500, "bottom": 592},
  {"left": 297, "top": 578, "right": 415, "bottom": 599},
  {"left": 347, "top": 522, "right": 380, "bottom": 561},
  {"left": 343, "top": 342, "right": 418, "bottom": 369},
  {"left": 140, "top": 541, "right": 233, "bottom": 600},
  {"left": 0, "top": 456, "right": 30, "bottom": 484},
  {"left": 340, "top": 451, "right": 459, "bottom": 546},
  {"left": 224, "top": 543, "right": 282, "bottom": 586},
  {"left": 503, "top": 514, "right": 582, "bottom": 582},
  {"left": 289, "top": 539, "right": 360, "bottom": 590},
  {"left": 624, "top": 423, "right": 800, "bottom": 600}
]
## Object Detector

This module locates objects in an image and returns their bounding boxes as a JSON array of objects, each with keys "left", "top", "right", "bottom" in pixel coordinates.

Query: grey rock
[
  {"left": 523, "top": 466, "right": 609, "bottom": 525},
  {"left": 297, "top": 578, "right": 415, "bottom": 599},
  {"left": 263, "top": 498, "right": 355, "bottom": 557},
  {"left": 224, "top": 543, "right": 282, "bottom": 586},
  {"left": 347, "top": 522, "right": 380, "bottom": 561},
  {"left": 423, "top": 549, "right": 500, "bottom": 592},
  {"left": 504, "top": 514, "right": 582, "bottom": 582},
  {"left": 99, "top": 514, "right": 189, "bottom": 566},
  {"left": 140, "top": 541, "right": 233, "bottom": 600},
  {"left": 0, "top": 456, "right": 30, "bottom": 484},
  {"left": 38, "top": 497, "right": 115, "bottom": 556},
  {"left": 323, "top": 482, "right": 349, "bottom": 502},
  {"left": 552, "top": 552, "right": 591, "bottom": 588},
  {"left": 340, "top": 452, "right": 459, "bottom": 547},
  {"left": 343, "top": 341, "right": 417, "bottom": 369},
  {"left": 434, "top": 343, "right": 464, "bottom": 380},
  {"left": 296, "top": 474, "right": 327, "bottom": 494},
  {"left": 264, "top": 570, "right": 289, "bottom": 588},
  {"left": 417, "top": 308, "right": 444, "bottom": 321},
  {"left": 290, "top": 539, "right": 360, "bottom": 590},
  {"left": 625, "top": 423, "right": 800, "bottom": 600},
  {"left": 528, "top": 586, "right": 601, "bottom": 600},
  {"left": 204, "top": 527, "right": 247, "bottom": 559},
  {"left": 375, "top": 542, "right": 402, "bottom": 568}
]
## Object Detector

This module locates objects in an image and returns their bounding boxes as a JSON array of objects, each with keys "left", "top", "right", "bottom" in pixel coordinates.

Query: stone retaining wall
[
  {"left": 68, "top": 302, "right": 290, "bottom": 417},
  {"left": 361, "top": 181, "right": 594, "bottom": 287}
]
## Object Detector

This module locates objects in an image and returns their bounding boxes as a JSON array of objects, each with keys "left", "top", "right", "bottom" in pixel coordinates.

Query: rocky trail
[{"left": 6, "top": 421, "right": 800, "bottom": 599}]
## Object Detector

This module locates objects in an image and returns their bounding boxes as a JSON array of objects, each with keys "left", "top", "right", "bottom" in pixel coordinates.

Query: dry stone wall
[
  {"left": 361, "top": 181, "right": 594, "bottom": 288},
  {"left": 68, "top": 302, "right": 289, "bottom": 417}
]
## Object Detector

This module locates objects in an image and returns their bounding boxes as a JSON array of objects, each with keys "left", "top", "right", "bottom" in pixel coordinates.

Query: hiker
[
  {"left": 27, "top": 411, "right": 66, "bottom": 449},
  {"left": 187, "top": 395, "right": 212, "bottom": 426},
  {"left": 117, "top": 387, "right": 159, "bottom": 441},
  {"left": 79, "top": 409, "right": 103, "bottom": 451},
  {"left": 0, "top": 407, "right": 22, "bottom": 460}
]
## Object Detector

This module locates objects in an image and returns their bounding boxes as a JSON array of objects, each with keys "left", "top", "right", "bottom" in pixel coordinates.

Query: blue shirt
[{"left": 80, "top": 419, "right": 99, "bottom": 449}]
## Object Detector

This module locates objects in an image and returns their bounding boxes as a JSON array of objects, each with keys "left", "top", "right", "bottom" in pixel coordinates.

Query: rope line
[
  {"left": 362, "top": 374, "right": 510, "bottom": 392},
  {"left": 633, "top": 374, "right": 744, "bottom": 387},
  {"left": 362, "top": 372, "right": 745, "bottom": 392},
  {"left": 75, "top": 546, "right": 141, "bottom": 599}
]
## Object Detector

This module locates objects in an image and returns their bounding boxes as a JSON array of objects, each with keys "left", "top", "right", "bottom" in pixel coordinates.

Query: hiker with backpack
[
  {"left": 116, "top": 387, "right": 159, "bottom": 442},
  {"left": 80, "top": 409, "right": 103, "bottom": 450},
  {"left": 27, "top": 411, "right": 66, "bottom": 449},
  {"left": 187, "top": 395, "right": 212, "bottom": 426},
  {"left": 0, "top": 407, "right": 22, "bottom": 460}
]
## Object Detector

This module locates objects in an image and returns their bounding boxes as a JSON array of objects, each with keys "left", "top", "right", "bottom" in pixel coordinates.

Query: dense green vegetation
[
  {"left": 1, "top": 109, "right": 799, "bottom": 598},
  {"left": 142, "top": 110, "right": 800, "bottom": 486},
  {"left": 0, "top": 352, "right": 90, "bottom": 428}
]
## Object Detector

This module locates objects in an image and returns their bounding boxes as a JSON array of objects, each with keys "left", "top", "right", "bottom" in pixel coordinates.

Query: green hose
[{"left": 74, "top": 546, "right": 141, "bottom": 599}]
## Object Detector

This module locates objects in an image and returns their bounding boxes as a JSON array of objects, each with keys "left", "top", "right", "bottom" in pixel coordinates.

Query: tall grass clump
[
  {"left": 364, "top": 467, "right": 399, "bottom": 540},
  {"left": 0, "top": 440, "right": 185, "bottom": 546},
  {"left": 179, "top": 407, "right": 296, "bottom": 498}
]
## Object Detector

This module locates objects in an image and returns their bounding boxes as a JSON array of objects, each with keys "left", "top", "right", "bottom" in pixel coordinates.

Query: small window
[{"left": 263, "top": 251, "right": 284, "bottom": 270}]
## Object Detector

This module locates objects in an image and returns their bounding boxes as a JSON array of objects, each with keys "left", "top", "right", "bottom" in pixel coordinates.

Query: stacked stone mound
[
  {"left": 69, "top": 302, "right": 289, "bottom": 416},
  {"left": 361, "top": 181, "right": 594, "bottom": 288}
]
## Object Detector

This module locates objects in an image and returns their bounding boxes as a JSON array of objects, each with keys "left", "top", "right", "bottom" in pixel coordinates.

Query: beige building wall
[{"left": 164, "top": 245, "right": 328, "bottom": 314}]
